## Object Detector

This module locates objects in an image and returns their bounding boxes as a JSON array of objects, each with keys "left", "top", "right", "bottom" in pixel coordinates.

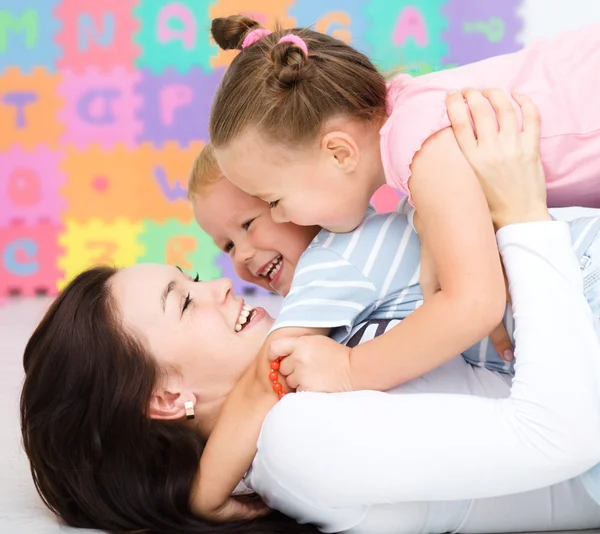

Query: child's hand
[
  {"left": 489, "top": 323, "right": 513, "bottom": 362},
  {"left": 419, "top": 237, "right": 441, "bottom": 300},
  {"left": 268, "top": 335, "right": 354, "bottom": 392},
  {"left": 446, "top": 88, "right": 550, "bottom": 230}
]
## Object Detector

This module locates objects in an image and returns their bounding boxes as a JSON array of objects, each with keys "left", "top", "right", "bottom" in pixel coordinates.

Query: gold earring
[{"left": 184, "top": 401, "right": 195, "bottom": 420}]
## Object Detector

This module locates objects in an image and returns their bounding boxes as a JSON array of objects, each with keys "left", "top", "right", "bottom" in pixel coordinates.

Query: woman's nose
[{"left": 199, "top": 278, "right": 233, "bottom": 303}]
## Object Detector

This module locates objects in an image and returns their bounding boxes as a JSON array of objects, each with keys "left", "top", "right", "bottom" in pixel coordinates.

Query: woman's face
[{"left": 110, "top": 263, "right": 274, "bottom": 409}]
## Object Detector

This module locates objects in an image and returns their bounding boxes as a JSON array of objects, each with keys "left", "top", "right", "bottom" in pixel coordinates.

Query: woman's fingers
[
  {"left": 461, "top": 88, "right": 498, "bottom": 142},
  {"left": 482, "top": 88, "right": 519, "bottom": 142},
  {"left": 446, "top": 90, "right": 477, "bottom": 154},
  {"left": 224, "top": 498, "right": 271, "bottom": 521},
  {"left": 513, "top": 92, "right": 541, "bottom": 156}
]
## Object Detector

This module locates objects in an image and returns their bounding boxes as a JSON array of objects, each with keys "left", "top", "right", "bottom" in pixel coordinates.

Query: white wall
[{"left": 519, "top": 0, "right": 600, "bottom": 44}]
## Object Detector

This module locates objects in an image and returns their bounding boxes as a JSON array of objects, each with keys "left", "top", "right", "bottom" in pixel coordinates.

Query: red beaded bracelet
[{"left": 269, "top": 357, "right": 287, "bottom": 400}]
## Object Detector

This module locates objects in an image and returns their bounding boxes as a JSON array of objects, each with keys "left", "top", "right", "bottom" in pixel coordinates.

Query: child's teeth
[
  {"left": 241, "top": 309, "right": 249, "bottom": 317},
  {"left": 269, "top": 260, "right": 283, "bottom": 279},
  {"left": 235, "top": 324, "right": 242, "bottom": 332},
  {"left": 261, "top": 256, "right": 282, "bottom": 278}
]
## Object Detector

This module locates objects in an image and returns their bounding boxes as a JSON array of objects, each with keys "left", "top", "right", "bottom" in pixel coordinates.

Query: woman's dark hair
[
  {"left": 209, "top": 15, "right": 387, "bottom": 148},
  {"left": 20, "top": 266, "right": 318, "bottom": 533}
]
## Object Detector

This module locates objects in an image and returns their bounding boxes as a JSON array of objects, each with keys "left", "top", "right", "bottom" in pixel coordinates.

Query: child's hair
[
  {"left": 209, "top": 15, "right": 387, "bottom": 148},
  {"left": 187, "top": 143, "right": 224, "bottom": 200}
]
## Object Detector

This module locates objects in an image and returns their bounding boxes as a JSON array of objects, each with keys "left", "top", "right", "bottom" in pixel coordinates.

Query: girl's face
[
  {"left": 214, "top": 126, "right": 376, "bottom": 234},
  {"left": 110, "top": 264, "right": 274, "bottom": 411},
  {"left": 193, "top": 178, "right": 320, "bottom": 296}
]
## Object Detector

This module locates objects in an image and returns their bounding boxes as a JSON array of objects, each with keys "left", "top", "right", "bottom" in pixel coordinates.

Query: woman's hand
[
  {"left": 446, "top": 89, "right": 551, "bottom": 229},
  {"left": 192, "top": 494, "right": 270, "bottom": 523}
]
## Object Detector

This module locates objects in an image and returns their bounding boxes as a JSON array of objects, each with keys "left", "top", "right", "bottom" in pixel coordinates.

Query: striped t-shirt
[{"left": 271, "top": 205, "right": 600, "bottom": 375}]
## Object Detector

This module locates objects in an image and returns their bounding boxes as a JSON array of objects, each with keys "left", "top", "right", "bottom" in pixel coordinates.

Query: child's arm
[
  {"left": 417, "top": 214, "right": 514, "bottom": 361},
  {"left": 191, "top": 326, "right": 327, "bottom": 521},
  {"left": 349, "top": 126, "right": 506, "bottom": 390}
]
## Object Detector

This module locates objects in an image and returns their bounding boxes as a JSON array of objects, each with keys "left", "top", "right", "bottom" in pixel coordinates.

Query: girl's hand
[
  {"left": 418, "top": 236, "right": 440, "bottom": 301},
  {"left": 269, "top": 335, "right": 354, "bottom": 392},
  {"left": 446, "top": 89, "right": 551, "bottom": 229}
]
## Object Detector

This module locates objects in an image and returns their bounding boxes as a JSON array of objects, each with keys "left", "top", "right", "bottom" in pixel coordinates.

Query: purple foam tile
[
  {"left": 442, "top": 0, "right": 522, "bottom": 66},
  {"left": 216, "top": 253, "right": 273, "bottom": 297},
  {"left": 135, "top": 67, "right": 225, "bottom": 146}
]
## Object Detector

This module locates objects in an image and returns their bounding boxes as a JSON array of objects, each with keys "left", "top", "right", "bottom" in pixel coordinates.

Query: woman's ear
[
  {"left": 321, "top": 131, "right": 360, "bottom": 173},
  {"left": 149, "top": 388, "right": 196, "bottom": 421}
]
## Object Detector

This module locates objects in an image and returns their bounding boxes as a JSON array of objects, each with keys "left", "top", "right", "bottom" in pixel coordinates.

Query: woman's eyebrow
[{"left": 161, "top": 281, "right": 176, "bottom": 312}]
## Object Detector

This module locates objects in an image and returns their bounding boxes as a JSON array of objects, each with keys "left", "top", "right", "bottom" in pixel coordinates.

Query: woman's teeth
[
  {"left": 261, "top": 255, "right": 283, "bottom": 280},
  {"left": 235, "top": 304, "right": 256, "bottom": 332}
]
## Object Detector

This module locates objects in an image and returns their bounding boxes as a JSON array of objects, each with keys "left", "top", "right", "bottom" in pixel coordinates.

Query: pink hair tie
[
  {"left": 278, "top": 34, "right": 308, "bottom": 56},
  {"left": 242, "top": 28, "right": 272, "bottom": 49}
]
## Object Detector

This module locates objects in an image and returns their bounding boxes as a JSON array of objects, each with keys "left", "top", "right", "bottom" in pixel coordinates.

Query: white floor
[{"left": 0, "top": 296, "right": 598, "bottom": 534}]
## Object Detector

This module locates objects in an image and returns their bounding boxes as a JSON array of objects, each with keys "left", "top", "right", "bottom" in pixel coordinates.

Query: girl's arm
[{"left": 349, "top": 126, "right": 506, "bottom": 389}]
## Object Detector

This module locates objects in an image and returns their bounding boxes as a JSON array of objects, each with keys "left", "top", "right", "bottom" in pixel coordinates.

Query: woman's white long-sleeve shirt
[{"left": 247, "top": 221, "right": 600, "bottom": 533}]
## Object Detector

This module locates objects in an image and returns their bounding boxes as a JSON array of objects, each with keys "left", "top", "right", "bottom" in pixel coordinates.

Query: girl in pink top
[
  {"left": 208, "top": 15, "right": 600, "bottom": 395},
  {"left": 382, "top": 22, "right": 600, "bottom": 208}
]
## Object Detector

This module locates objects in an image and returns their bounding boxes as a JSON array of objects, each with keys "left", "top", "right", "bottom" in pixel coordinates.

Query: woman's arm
[
  {"left": 192, "top": 327, "right": 325, "bottom": 521},
  {"left": 257, "top": 219, "right": 600, "bottom": 504}
]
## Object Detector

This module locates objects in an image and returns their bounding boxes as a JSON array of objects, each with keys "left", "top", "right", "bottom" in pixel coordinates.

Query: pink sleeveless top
[{"left": 380, "top": 24, "right": 600, "bottom": 207}]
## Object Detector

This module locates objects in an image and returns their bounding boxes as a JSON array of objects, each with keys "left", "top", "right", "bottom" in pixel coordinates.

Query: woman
[
  {"left": 20, "top": 264, "right": 310, "bottom": 534},
  {"left": 20, "top": 93, "right": 600, "bottom": 533}
]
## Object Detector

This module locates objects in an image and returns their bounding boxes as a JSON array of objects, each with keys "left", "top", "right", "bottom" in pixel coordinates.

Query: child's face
[
  {"left": 193, "top": 179, "right": 320, "bottom": 297},
  {"left": 215, "top": 129, "right": 374, "bottom": 233}
]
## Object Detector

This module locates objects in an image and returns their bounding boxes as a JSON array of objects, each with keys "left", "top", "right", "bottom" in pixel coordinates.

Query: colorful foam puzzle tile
[
  {"left": 365, "top": 0, "right": 448, "bottom": 75},
  {"left": 0, "top": 221, "right": 62, "bottom": 296},
  {"left": 59, "top": 66, "right": 142, "bottom": 149},
  {"left": 442, "top": 0, "right": 522, "bottom": 66},
  {"left": 138, "top": 219, "right": 221, "bottom": 281},
  {"left": 135, "top": 67, "right": 224, "bottom": 145},
  {"left": 0, "top": 0, "right": 61, "bottom": 73},
  {"left": 135, "top": 0, "right": 216, "bottom": 73},
  {"left": 61, "top": 142, "right": 202, "bottom": 223},
  {"left": 0, "top": 67, "right": 63, "bottom": 150},
  {"left": 289, "top": 0, "right": 371, "bottom": 56},
  {"left": 216, "top": 253, "right": 273, "bottom": 297},
  {"left": 209, "top": 0, "right": 295, "bottom": 68},
  {"left": 55, "top": 0, "right": 140, "bottom": 72},
  {"left": 0, "top": 145, "right": 65, "bottom": 225},
  {"left": 58, "top": 218, "right": 144, "bottom": 289}
]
